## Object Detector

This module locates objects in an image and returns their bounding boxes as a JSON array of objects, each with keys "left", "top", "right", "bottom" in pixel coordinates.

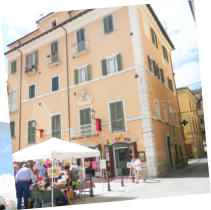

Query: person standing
[
  {"left": 134, "top": 157, "right": 142, "bottom": 183},
  {"left": 16, "top": 162, "right": 35, "bottom": 209}
]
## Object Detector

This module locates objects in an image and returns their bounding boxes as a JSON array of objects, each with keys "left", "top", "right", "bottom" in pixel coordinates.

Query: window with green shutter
[
  {"left": 74, "top": 65, "right": 91, "bottom": 85},
  {"left": 10, "top": 121, "right": 15, "bottom": 138},
  {"left": 147, "top": 55, "right": 152, "bottom": 71},
  {"left": 151, "top": 28, "right": 158, "bottom": 48},
  {"left": 109, "top": 101, "right": 125, "bottom": 133},
  {"left": 28, "top": 120, "right": 36, "bottom": 144},
  {"left": 76, "top": 28, "right": 86, "bottom": 52},
  {"left": 52, "top": 76, "right": 59, "bottom": 92},
  {"left": 11, "top": 61, "right": 17, "bottom": 74},
  {"left": 102, "top": 54, "right": 122, "bottom": 76},
  {"left": 162, "top": 45, "right": 169, "bottom": 62},
  {"left": 103, "top": 14, "right": 114, "bottom": 35},
  {"left": 160, "top": 68, "right": 165, "bottom": 83},
  {"left": 168, "top": 77, "right": 173, "bottom": 91},
  {"left": 152, "top": 60, "right": 157, "bottom": 76},
  {"left": 25, "top": 51, "right": 38, "bottom": 70},
  {"left": 51, "top": 41, "right": 59, "bottom": 62},
  {"left": 51, "top": 114, "right": 61, "bottom": 138},
  {"left": 29, "top": 84, "right": 35, "bottom": 99},
  {"left": 156, "top": 64, "right": 160, "bottom": 79},
  {"left": 79, "top": 108, "right": 92, "bottom": 135}
]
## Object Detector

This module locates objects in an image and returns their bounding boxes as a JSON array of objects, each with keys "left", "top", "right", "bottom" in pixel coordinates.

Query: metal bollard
[
  {"left": 121, "top": 169, "right": 124, "bottom": 187},
  {"left": 89, "top": 175, "right": 94, "bottom": 197},
  {"left": 107, "top": 175, "right": 111, "bottom": 191}
]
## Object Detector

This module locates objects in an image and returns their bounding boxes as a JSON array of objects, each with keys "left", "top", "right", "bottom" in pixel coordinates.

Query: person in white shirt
[
  {"left": 134, "top": 157, "right": 142, "bottom": 183},
  {"left": 16, "top": 162, "right": 35, "bottom": 209}
]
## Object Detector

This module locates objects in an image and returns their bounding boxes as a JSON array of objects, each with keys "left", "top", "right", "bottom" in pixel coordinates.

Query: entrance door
[
  {"left": 167, "top": 136, "right": 173, "bottom": 169},
  {"left": 114, "top": 146, "right": 129, "bottom": 176}
]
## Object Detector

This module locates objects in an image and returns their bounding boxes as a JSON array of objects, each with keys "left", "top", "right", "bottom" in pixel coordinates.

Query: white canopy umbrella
[
  {"left": 13, "top": 137, "right": 100, "bottom": 161},
  {"left": 13, "top": 137, "right": 100, "bottom": 207}
]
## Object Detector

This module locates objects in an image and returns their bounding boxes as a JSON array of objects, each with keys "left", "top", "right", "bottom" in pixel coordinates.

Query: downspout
[
  {"left": 17, "top": 41, "right": 23, "bottom": 150},
  {"left": 61, "top": 26, "right": 71, "bottom": 141}
]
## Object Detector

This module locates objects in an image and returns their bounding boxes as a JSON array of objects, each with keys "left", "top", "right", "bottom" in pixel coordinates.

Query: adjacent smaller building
[{"left": 177, "top": 88, "right": 204, "bottom": 158}]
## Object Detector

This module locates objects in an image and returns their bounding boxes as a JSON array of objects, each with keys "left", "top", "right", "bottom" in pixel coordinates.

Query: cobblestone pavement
[{"left": 72, "top": 158, "right": 210, "bottom": 205}]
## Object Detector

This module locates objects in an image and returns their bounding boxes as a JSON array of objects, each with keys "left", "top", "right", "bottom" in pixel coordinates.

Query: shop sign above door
[{"left": 106, "top": 137, "right": 134, "bottom": 146}]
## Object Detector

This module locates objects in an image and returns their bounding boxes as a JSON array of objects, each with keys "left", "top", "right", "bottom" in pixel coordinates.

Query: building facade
[
  {"left": 177, "top": 88, "right": 204, "bottom": 158},
  {"left": 192, "top": 88, "right": 206, "bottom": 152},
  {"left": 6, "top": 5, "right": 186, "bottom": 177}
]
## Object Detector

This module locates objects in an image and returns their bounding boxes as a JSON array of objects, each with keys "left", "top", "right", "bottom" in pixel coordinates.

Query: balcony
[
  {"left": 70, "top": 123, "right": 98, "bottom": 139},
  {"left": 47, "top": 53, "right": 61, "bottom": 67},
  {"left": 71, "top": 40, "right": 88, "bottom": 56},
  {"left": 25, "top": 64, "right": 37, "bottom": 74}
]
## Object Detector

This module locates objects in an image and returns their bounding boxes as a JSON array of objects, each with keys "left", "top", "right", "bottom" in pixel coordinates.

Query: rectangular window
[
  {"left": 154, "top": 99, "right": 161, "bottom": 120},
  {"left": 10, "top": 121, "right": 15, "bottom": 138},
  {"left": 9, "top": 90, "right": 17, "bottom": 112},
  {"left": 76, "top": 28, "right": 86, "bottom": 52},
  {"left": 162, "top": 45, "right": 169, "bottom": 62},
  {"left": 74, "top": 65, "right": 91, "bottom": 85},
  {"left": 29, "top": 84, "right": 35, "bottom": 99},
  {"left": 26, "top": 51, "right": 38, "bottom": 70},
  {"left": 152, "top": 60, "right": 157, "bottom": 76},
  {"left": 147, "top": 55, "right": 152, "bottom": 71},
  {"left": 28, "top": 120, "right": 36, "bottom": 144},
  {"left": 151, "top": 28, "right": 158, "bottom": 48},
  {"left": 51, "top": 114, "right": 61, "bottom": 138},
  {"left": 160, "top": 68, "right": 165, "bottom": 83},
  {"left": 103, "top": 14, "right": 114, "bottom": 35},
  {"left": 79, "top": 108, "right": 92, "bottom": 135},
  {"left": 109, "top": 100, "right": 125, "bottom": 133},
  {"left": 11, "top": 61, "right": 17, "bottom": 75},
  {"left": 168, "top": 77, "right": 173, "bottom": 91},
  {"left": 51, "top": 41, "right": 59, "bottom": 62},
  {"left": 102, "top": 54, "right": 122, "bottom": 76},
  {"left": 169, "top": 102, "right": 173, "bottom": 113},
  {"left": 52, "top": 76, "right": 59, "bottom": 92},
  {"left": 163, "top": 104, "right": 168, "bottom": 122}
]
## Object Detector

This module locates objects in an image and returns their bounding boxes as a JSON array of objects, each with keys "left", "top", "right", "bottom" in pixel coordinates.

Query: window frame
[
  {"left": 9, "top": 89, "right": 17, "bottom": 113},
  {"left": 51, "top": 75, "right": 60, "bottom": 92},
  {"left": 27, "top": 119, "right": 36, "bottom": 144},
  {"left": 150, "top": 27, "right": 158, "bottom": 48},
  {"left": 154, "top": 98, "right": 161, "bottom": 120},
  {"left": 11, "top": 60, "right": 17, "bottom": 75},
  {"left": 108, "top": 99, "right": 127, "bottom": 134},
  {"left": 50, "top": 40, "right": 59, "bottom": 62},
  {"left": 28, "top": 83, "right": 36, "bottom": 99},
  {"left": 51, "top": 113, "right": 62, "bottom": 139},
  {"left": 102, "top": 13, "right": 115, "bottom": 35},
  {"left": 10, "top": 121, "right": 15, "bottom": 138}
]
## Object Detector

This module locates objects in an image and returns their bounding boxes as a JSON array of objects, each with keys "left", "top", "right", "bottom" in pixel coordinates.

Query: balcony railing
[
  {"left": 47, "top": 53, "right": 60, "bottom": 65},
  {"left": 70, "top": 123, "right": 98, "bottom": 139},
  {"left": 71, "top": 40, "right": 88, "bottom": 55},
  {"left": 25, "top": 64, "right": 37, "bottom": 74}
]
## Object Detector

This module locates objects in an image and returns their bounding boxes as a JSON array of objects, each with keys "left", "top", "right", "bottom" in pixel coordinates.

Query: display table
[{"left": 29, "top": 188, "right": 65, "bottom": 207}]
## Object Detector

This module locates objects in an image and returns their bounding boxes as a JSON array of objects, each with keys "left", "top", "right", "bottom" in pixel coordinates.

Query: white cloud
[
  {"left": 0, "top": 174, "right": 16, "bottom": 201},
  {"left": 174, "top": 61, "right": 201, "bottom": 88}
]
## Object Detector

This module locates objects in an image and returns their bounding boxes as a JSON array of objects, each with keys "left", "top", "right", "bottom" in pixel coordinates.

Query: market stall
[{"left": 13, "top": 137, "right": 100, "bottom": 207}]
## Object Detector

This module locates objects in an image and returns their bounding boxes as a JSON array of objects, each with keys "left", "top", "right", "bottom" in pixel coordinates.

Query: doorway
[
  {"left": 167, "top": 136, "right": 173, "bottom": 169},
  {"left": 113, "top": 144, "right": 129, "bottom": 176}
]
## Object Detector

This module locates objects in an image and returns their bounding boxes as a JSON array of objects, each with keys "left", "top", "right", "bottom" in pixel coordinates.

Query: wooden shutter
[
  {"left": 35, "top": 51, "right": 38, "bottom": 68},
  {"left": 52, "top": 77, "right": 59, "bottom": 91},
  {"left": 116, "top": 54, "right": 122, "bottom": 71},
  {"left": 156, "top": 64, "right": 160, "bottom": 79},
  {"left": 160, "top": 68, "right": 165, "bottom": 83},
  {"left": 150, "top": 28, "right": 154, "bottom": 44},
  {"left": 110, "top": 103, "right": 117, "bottom": 132},
  {"left": 87, "top": 65, "right": 91, "bottom": 81},
  {"left": 147, "top": 55, "right": 152, "bottom": 71},
  {"left": 117, "top": 101, "right": 125, "bottom": 131},
  {"left": 26, "top": 55, "right": 30, "bottom": 67},
  {"left": 103, "top": 16, "right": 108, "bottom": 34},
  {"left": 102, "top": 59, "right": 107, "bottom": 76},
  {"left": 74, "top": 69, "right": 79, "bottom": 84},
  {"left": 108, "top": 15, "right": 113, "bottom": 32},
  {"left": 152, "top": 60, "right": 157, "bottom": 76},
  {"left": 29, "top": 85, "right": 35, "bottom": 98}
]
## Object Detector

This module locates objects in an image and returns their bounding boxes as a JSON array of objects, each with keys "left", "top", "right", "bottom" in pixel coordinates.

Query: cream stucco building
[{"left": 6, "top": 5, "right": 186, "bottom": 177}]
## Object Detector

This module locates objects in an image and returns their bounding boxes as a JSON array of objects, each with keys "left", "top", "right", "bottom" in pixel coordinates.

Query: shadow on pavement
[{"left": 73, "top": 195, "right": 137, "bottom": 205}]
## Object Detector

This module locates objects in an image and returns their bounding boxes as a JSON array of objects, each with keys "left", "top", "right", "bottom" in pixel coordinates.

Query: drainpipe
[
  {"left": 17, "top": 42, "right": 23, "bottom": 150},
  {"left": 61, "top": 26, "right": 71, "bottom": 141}
]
